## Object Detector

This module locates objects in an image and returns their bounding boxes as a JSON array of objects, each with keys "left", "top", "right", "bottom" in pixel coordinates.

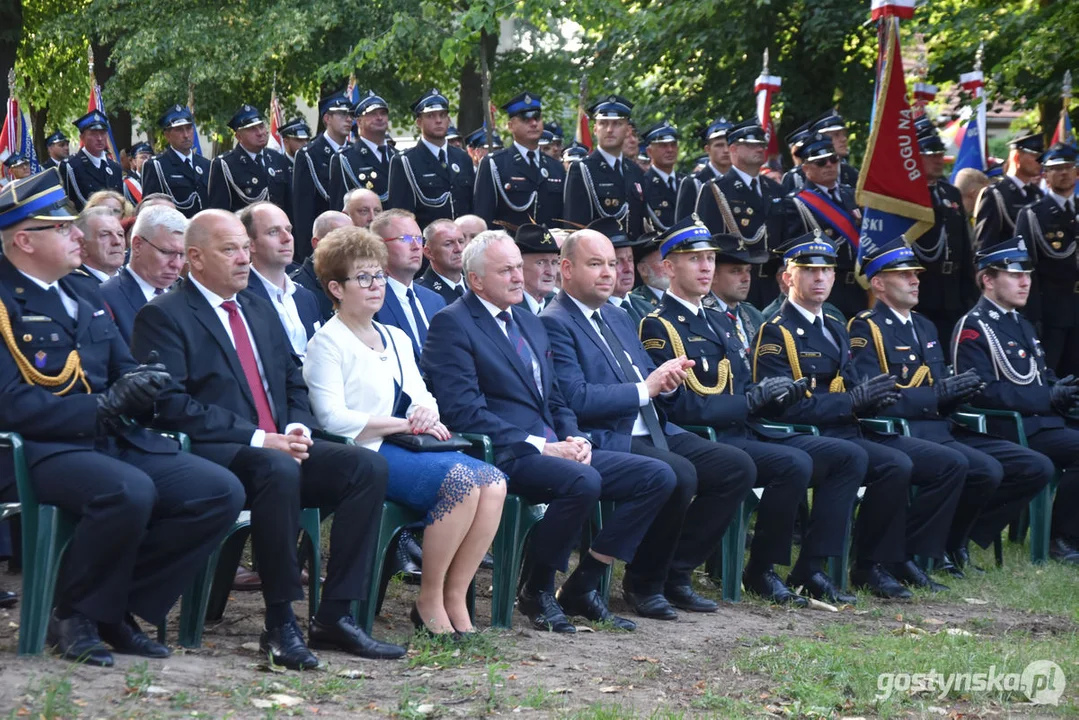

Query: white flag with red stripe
[
  {"left": 754, "top": 71, "right": 781, "bottom": 162},
  {"left": 268, "top": 90, "right": 284, "bottom": 151},
  {"left": 871, "top": 0, "right": 915, "bottom": 20}
]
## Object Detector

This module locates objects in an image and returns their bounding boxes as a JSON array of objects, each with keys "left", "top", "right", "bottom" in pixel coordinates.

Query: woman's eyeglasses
[{"left": 340, "top": 271, "right": 387, "bottom": 288}]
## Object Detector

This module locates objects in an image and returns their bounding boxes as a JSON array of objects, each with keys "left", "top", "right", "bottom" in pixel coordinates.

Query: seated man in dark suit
[
  {"left": 370, "top": 208, "right": 446, "bottom": 358},
  {"left": 290, "top": 210, "right": 351, "bottom": 323},
  {"left": 0, "top": 172, "right": 243, "bottom": 667},
  {"left": 238, "top": 201, "right": 323, "bottom": 361},
  {"left": 130, "top": 209, "right": 405, "bottom": 668},
  {"left": 101, "top": 205, "right": 188, "bottom": 344},
  {"left": 542, "top": 225, "right": 756, "bottom": 618},
  {"left": 421, "top": 229, "right": 677, "bottom": 633}
]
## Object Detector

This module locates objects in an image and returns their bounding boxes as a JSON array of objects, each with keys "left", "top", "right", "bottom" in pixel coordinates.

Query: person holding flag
[
  {"left": 141, "top": 105, "right": 211, "bottom": 219},
  {"left": 973, "top": 132, "right": 1044, "bottom": 251},
  {"left": 58, "top": 111, "right": 125, "bottom": 211}
]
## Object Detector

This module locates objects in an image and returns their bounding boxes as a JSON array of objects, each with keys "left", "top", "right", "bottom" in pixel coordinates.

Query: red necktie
[{"left": 221, "top": 300, "right": 276, "bottom": 432}]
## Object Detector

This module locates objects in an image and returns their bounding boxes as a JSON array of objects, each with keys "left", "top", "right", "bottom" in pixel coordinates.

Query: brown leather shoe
[{"left": 232, "top": 566, "right": 262, "bottom": 591}]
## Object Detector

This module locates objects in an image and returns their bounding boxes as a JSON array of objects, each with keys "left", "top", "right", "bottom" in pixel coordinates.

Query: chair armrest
[
  {"left": 458, "top": 433, "right": 494, "bottom": 464},
  {"left": 312, "top": 429, "right": 356, "bottom": 445},
  {"left": 877, "top": 416, "right": 911, "bottom": 436},
  {"left": 959, "top": 406, "right": 1027, "bottom": 446},
  {"left": 951, "top": 411, "right": 987, "bottom": 434},
  {"left": 681, "top": 425, "right": 717, "bottom": 441},
  {"left": 859, "top": 418, "right": 895, "bottom": 433}
]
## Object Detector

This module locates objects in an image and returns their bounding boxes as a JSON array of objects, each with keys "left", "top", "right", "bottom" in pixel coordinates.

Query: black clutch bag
[{"left": 382, "top": 432, "right": 473, "bottom": 452}]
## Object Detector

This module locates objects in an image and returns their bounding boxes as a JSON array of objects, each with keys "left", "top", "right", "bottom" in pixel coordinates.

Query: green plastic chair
[{"left": 357, "top": 499, "right": 425, "bottom": 632}]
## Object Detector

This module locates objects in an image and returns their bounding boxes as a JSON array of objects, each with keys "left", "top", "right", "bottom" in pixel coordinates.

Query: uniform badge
[
  {"left": 366, "top": 182, "right": 374, "bottom": 189},
  {"left": 50, "top": 333, "right": 59, "bottom": 342},
  {"left": 909, "top": 354, "right": 916, "bottom": 361},
  {"left": 505, "top": 183, "right": 512, "bottom": 190},
  {"left": 741, "top": 218, "right": 750, "bottom": 227},
  {"left": 677, "top": 315, "right": 686, "bottom": 322},
  {"left": 433, "top": 281, "right": 443, "bottom": 290},
  {"left": 1019, "top": 349, "right": 1027, "bottom": 358},
  {"left": 702, "top": 357, "right": 710, "bottom": 372},
  {"left": 1007, "top": 340, "right": 1016, "bottom": 347},
  {"left": 733, "top": 206, "right": 741, "bottom": 214},
  {"left": 885, "top": 318, "right": 893, "bottom": 325},
  {"left": 14, "top": 287, "right": 23, "bottom": 294},
  {"left": 359, "top": 173, "right": 367, "bottom": 181},
  {"left": 810, "top": 377, "right": 817, "bottom": 390},
  {"left": 370, "top": 171, "right": 378, "bottom": 179},
  {"left": 988, "top": 310, "right": 1000, "bottom": 320},
  {"left": 745, "top": 207, "right": 753, "bottom": 216},
  {"left": 105, "top": 166, "right": 113, "bottom": 175},
  {"left": 267, "top": 167, "right": 276, "bottom": 177},
  {"left": 1052, "top": 241, "right": 1062, "bottom": 250},
  {"left": 451, "top": 163, "right": 460, "bottom": 173},
  {"left": 902, "top": 365, "right": 909, "bottom": 379},
  {"left": 324, "top": 146, "right": 331, "bottom": 155},
  {"left": 21, "top": 334, "right": 31, "bottom": 342},
  {"left": 252, "top": 177, "right": 259, "bottom": 185},
  {"left": 195, "top": 166, "right": 204, "bottom": 175},
  {"left": 34, "top": 351, "right": 47, "bottom": 368},
  {"left": 541, "top": 167, "right": 549, "bottom": 178},
  {"left": 796, "top": 327, "right": 804, "bottom": 336},
  {"left": 660, "top": 201, "right": 668, "bottom": 208}
]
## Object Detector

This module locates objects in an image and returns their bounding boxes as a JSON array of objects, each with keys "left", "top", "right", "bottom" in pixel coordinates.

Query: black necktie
[
  {"left": 378, "top": 145, "right": 388, "bottom": 165},
  {"left": 257, "top": 153, "right": 266, "bottom": 168},
  {"left": 453, "top": 284, "right": 464, "bottom": 297},
  {"left": 750, "top": 177, "right": 759, "bottom": 196},
  {"left": 613, "top": 159, "right": 622, "bottom": 178},
  {"left": 1067, "top": 199, "right": 1075, "bottom": 217},
  {"left": 1026, "top": 184, "right": 1041, "bottom": 202},
  {"left": 592, "top": 311, "right": 667, "bottom": 450},
  {"left": 45, "top": 286, "right": 75, "bottom": 322},
  {"left": 668, "top": 176, "right": 677, "bottom": 193},
  {"left": 185, "top": 157, "right": 192, "bottom": 170},
  {"left": 527, "top": 149, "right": 537, "bottom": 169},
  {"left": 437, "top": 148, "right": 446, "bottom": 166},
  {"left": 829, "top": 187, "right": 842, "bottom": 205}
]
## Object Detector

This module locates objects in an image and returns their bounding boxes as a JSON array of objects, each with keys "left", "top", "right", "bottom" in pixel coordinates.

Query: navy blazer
[
  {"left": 100, "top": 268, "right": 155, "bottom": 346},
  {"left": 245, "top": 272, "right": 322, "bottom": 341},
  {"left": 541, "top": 290, "right": 681, "bottom": 452},
  {"left": 374, "top": 281, "right": 446, "bottom": 358},
  {"left": 420, "top": 291, "right": 580, "bottom": 464},
  {"left": 289, "top": 257, "right": 335, "bottom": 323},
  {"left": 129, "top": 279, "right": 319, "bottom": 468}
]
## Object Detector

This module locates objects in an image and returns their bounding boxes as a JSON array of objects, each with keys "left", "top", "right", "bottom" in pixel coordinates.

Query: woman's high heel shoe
[{"left": 410, "top": 603, "right": 460, "bottom": 639}]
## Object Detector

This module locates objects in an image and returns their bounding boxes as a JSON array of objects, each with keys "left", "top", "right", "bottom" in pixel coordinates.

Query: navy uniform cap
[
  {"left": 985, "top": 162, "right": 1004, "bottom": 179},
  {"left": 713, "top": 232, "right": 769, "bottom": 265},
  {"left": 1039, "top": 142, "right": 1078, "bottom": 168},
  {"left": 538, "top": 130, "right": 554, "bottom": 147},
  {"left": 975, "top": 236, "right": 1033, "bottom": 272},
  {"left": 45, "top": 130, "right": 68, "bottom": 146},
  {"left": 129, "top": 142, "right": 153, "bottom": 157},
  {"left": 917, "top": 128, "right": 946, "bottom": 155},
  {"left": 562, "top": 142, "right": 588, "bottom": 163},
  {"left": 785, "top": 121, "right": 812, "bottom": 150},
  {"left": 446, "top": 126, "right": 460, "bottom": 141},
  {"left": 3, "top": 153, "right": 29, "bottom": 169},
  {"left": 796, "top": 132, "right": 836, "bottom": 161},
  {"left": 0, "top": 168, "right": 78, "bottom": 230},
  {"left": 158, "top": 104, "right": 194, "bottom": 130},
  {"left": 658, "top": 215, "right": 717, "bottom": 258},
  {"left": 74, "top": 110, "right": 110, "bottom": 133},
  {"left": 319, "top": 93, "right": 353, "bottom": 117},
  {"left": 544, "top": 122, "right": 564, "bottom": 139},
  {"left": 411, "top": 89, "right": 450, "bottom": 116},
  {"left": 861, "top": 238, "right": 924, "bottom": 280},
  {"left": 637, "top": 144, "right": 650, "bottom": 162},
  {"left": 643, "top": 121, "right": 680, "bottom": 145},
  {"left": 1009, "top": 132, "right": 1044, "bottom": 154},
  {"left": 726, "top": 118, "right": 767, "bottom": 145},
  {"left": 811, "top": 110, "right": 847, "bottom": 134},
  {"left": 588, "top": 95, "right": 633, "bottom": 120},
  {"left": 465, "top": 126, "right": 502, "bottom": 149},
  {"left": 279, "top": 117, "right": 311, "bottom": 139},
  {"left": 773, "top": 229, "right": 838, "bottom": 267},
  {"left": 700, "top": 118, "right": 733, "bottom": 145},
  {"left": 353, "top": 90, "right": 389, "bottom": 116},
  {"left": 515, "top": 223, "right": 559, "bottom": 254},
  {"left": 228, "top": 104, "right": 265, "bottom": 131},
  {"left": 502, "top": 92, "right": 542, "bottom": 119}
]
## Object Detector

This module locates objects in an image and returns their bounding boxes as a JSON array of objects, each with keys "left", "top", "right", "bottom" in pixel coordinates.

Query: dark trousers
[
  {"left": 501, "top": 449, "right": 676, "bottom": 573},
  {"left": 1024, "top": 426, "right": 1079, "bottom": 540},
  {"left": 836, "top": 436, "right": 911, "bottom": 564},
  {"left": 223, "top": 439, "right": 389, "bottom": 606},
  {"left": 32, "top": 445, "right": 244, "bottom": 624},
  {"left": 625, "top": 433, "right": 756, "bottom": 590}
]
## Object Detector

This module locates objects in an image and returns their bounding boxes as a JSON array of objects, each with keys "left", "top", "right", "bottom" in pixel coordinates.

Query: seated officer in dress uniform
[
  {"left": 474, "top": 92, "right": 566, "bottom": 231},
  {"left": 694, "top": 118, "right": 785, "bottom": 311},
  {"left": 702, "top": 232, "right": 769, "bottom": 353},
  {"left": 674, "top": 119, "right": 733, "bottom": 221},
  {"left": 754, "top": 233, "right": 937, "bottom": 598},
  {"left": 515, "top": 223, "right": 559, "bottom": 315},
  {"left": 328, "top": 91, "right": 396, "bottom": 215},
  {"left": 563, "top": 95, "right": 646, "bottom": 239},
  {"left": 0, "top": 171, "right": 243, "bottom": 666},
  {"left": 208, "top": 105, "right": 292, "bottom": 217},
  {"left": 641, "top": 220, "right": 866, "bottom": 605},
  {"left": 849, "top": 239, "right": 1052, "bottom": 576},
  {"left": 292, "top": 93, "right": 352, "bottom": 262},
  {"left": 278, "top": 118, "right": 311, "bottom": 166},
  {"left": 952, "top": 237, "right": 1079, "bottom": 565},
  {"left": 780, "top": 122, "right": 812, "bottom": 193},
  {"left": 386, "top": 89, "right": 475, "bottom": 228},
  {"left": 911, "top": 118, "right": 977, "bottom": 351},
  {"left": 782, "top": 132, "right": 865, "bottom": 319},
  {"left": 42, "top": 131, "right": 70, "bottom": 170},
  {"left": 141, "top": 105, "right": 211, "bottom": 219},
  {"left": 543, "top": 223, "right": 756, "bottom": 617},
  {"left": 1015, "top": 143, "right": 1079, "bottom": 375},
  {"left": 641, "top": 121, "right": 682, "bottom": 233},
  {"left": 974, "top": 132, "right": 1044, "bottom": 251},
  {"left": 417, "top": 218, "right": 467, "bottom": 304},
  {"left": 810, "top": 110, "right": 858, "bottom": 187},
  {"left": 59, "top": 110, "right": 125, "bottom": 211}
]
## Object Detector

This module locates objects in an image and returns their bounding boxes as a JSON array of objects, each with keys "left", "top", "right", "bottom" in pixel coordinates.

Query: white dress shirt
[
  {"left": 20, "top": 270, "right": 78, "bottom": 319},
  {"left": 83, "top": 265, "right": 113, "bottom": 283},
  {"left": 596, "top": 147, "right": 623, "bottom": 172},
  {"left": 81, "top": 147, "right": 106, "bottom": 169},
  {"left": 386, "top": 275, "right": 428, "bottom": 341},
  {"left": 421, "top": 137, "right": 449, "bottom": 161},
  {"left": 731, "top": 165, "right": 761, "bottom": 194},
  {"left": 522, "top": 291, "right": 546, "bottom": 315},
  {"left": 788, "top": 298, "right": 838, "bottom": 349},
  {"left": 304, "top": 316, "right": 438, "bottom": 451},
  {"left": 250, "top": 266, "right": 310, "bottom": 358},
  {"left": 127, "top": 267, "right": 161, "bottom": 303}
]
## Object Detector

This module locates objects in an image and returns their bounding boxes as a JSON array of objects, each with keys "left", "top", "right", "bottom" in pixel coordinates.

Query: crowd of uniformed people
[{"left": 0, "top": 83, "right": 1077, "bottom": 670}]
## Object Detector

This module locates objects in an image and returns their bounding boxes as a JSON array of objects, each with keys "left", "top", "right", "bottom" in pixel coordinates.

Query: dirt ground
[{"left": 1, "top": 564, "right": 1074, "bottom": 719}]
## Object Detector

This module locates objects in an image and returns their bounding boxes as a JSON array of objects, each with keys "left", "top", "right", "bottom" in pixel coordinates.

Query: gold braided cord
[
  {"left": 829, "top": 376, "right": 847, "bottom": 393},
  {"left": 860, "top": 316, "right": 934, "bottom": 389},
  {"left": 0, "top": 298, "right": 90, "bottom": 395},
  {"left": 654, "top": 316, "right": 733, "bottom": 395},
  {"left": 778, "top": 325, "right": 804, "bottom": 380}
]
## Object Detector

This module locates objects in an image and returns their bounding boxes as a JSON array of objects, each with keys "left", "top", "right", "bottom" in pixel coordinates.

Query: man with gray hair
[
  {"left": 70, "top": 206, "right": 127, "bottom": 290},
  {"left": 290, "top": 210, "right": 351, "bottom": 322},
  {"left": 416, "top": 218, "right": 467, "bottom": 303},
  {"left": 100, "top": 205, "right": 188, "bottom": 345},
  {"left": 455, "top": 214, "right": 487, "bottom": 244},
  {"left": 422, "top": 229, "right": 677, "bottom": 634}
]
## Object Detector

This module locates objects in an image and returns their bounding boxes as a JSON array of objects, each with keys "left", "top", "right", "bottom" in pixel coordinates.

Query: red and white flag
[
  {"left": 268, "top": 89, "right": 284, "bottom": 150},
  {"left": 871, "top": 0, "right": 915, "bottom": 21},
  {"left": 575, "top": 105, "right": 592, "bottom": 151},
  {"left": 754, "top": 61, "right": 781, "bottom": 162},
  {"left": 911, "top": 81, "right": 938, "bottom": 116}
]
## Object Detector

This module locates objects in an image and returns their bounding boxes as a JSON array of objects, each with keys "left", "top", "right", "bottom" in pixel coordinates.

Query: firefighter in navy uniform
[
  {"left": 848, "top": 239, "right": 1051, "bottom": 576},
  {"left": 674, "top": 118, "right": 732, "bottom": 221},
  {"left": 952, "top": 236, "right": 1079, "bottom": 565},
  {"left": 292, "top": 93, "right": 352, "bottom": 262},
  {"left": 141, "top": 105, "right": 211, "bottom": 219},
  {"left": 0, "top": 170, "right": 243, "bottom": 666},
  {"left": 328, "top": 91, "right": 396, "bottom": 213},
  {"left": 59, "top": 110, "right": 126, "bottom": 210},
  {"left": 641, "top": 121, "right": 683, "bottom": 233},
  {"left": 809, "top": 110, "right": 859, "bottom": 187},
  {"left": 208, "top": 105, "right": 293, "bottom": 216},
  {"left": 911, "top": 119, "right": 977, "bottom": 349},
  {"left": 782, "top": 132, "right": 865, "bottom": 319},
  {"left": 780, "top": 122, "right": 812, "bottom": 193},
  {"left": 1015, "top": 143, "right": 1079, "bottom": 375},
  {"left": 385, "top": 89, "right": 475, "bottom": 228},
  {"left": 41, "top": 131, "right": 69, "bottom": 171},
  {"left": 563, "top": 95, "right": 646, "bottom": 239},
  {"left": 973, "top": 132, "right": 1044, "bottom": 251},
  {"left": 640, "top": 219, "right": 865, "bottom": 605},
  {"left": 473, "top": 91, "right": 566, "bottom": 230},
  {"left": 754, "top": 232, "right": 964, "bottom": 597}
]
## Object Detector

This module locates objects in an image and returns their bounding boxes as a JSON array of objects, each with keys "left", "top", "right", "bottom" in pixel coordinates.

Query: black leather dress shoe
[
  {"left": 787, "top": 570, "right": 857, "bottom": 605},
  {"left": 99, "top": 615, "right": 170, "bottom": 658},
  {"left": 479, "top": 552, "right": 495, "bottom": 570},
  {"left": 517, "top": 588, "right": 576, "bottom": 633},
  {"left": 389, "top": 533, "right": 422, "bottom": 585},
  {"left": 743, "top": 568, "right": 808, "bottom": 607},
  {"left": 557, "top": 588, "right": 636, "bottom": 631},
  {"left": 310, "top": 615, "right": 406, "bottom": 659},
  {"left": 623, "top": 589, "right": 678, "bottom": 620},
  {"left": 664, "top": 584, "right": 718, "bottom": 613},
  {"left": 851, "top": 563, "right": 913, "bottom": 600},
  {"left": 0, "top": 590, "right": 16, "bottom": 609},
  {"left": 952, "top": 546, "right": 984, "bottom": 574},
  {"left": 892, "top": 560, "right": 948, "bottom": 592},
  {"left": 937, "top": 553, "right": 965, "bottom": 579},
  {"left": 47, "top": 612, "right": 114, "bottom": 667},
  {"left": 1050, "top": 538, "right": 1079, "bottom": 566},
  {"left": 260, "top": 620, "right": 320, "bottom": 670}
]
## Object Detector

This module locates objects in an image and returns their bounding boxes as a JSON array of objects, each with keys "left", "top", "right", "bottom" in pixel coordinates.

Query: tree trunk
[
  {"left": 0, "top": 0, "right": 23, "bottom": 114},
  {"left": 457, "top": 30, "right": 498, "bottom": 134},
  {"left": 91, "top": 39, "right": 132, "bottom": 152}
]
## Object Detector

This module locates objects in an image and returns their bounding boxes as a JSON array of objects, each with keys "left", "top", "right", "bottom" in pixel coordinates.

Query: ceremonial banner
[
  {"left": 86, "top": 83, "right": 120, "bottom": 160},
  {"left": 855, "top": 15, "right": 933, "bottom": 275},
  {"left": 1051, "top": 71, "right": 1075, "bottom": 148},
  {"left": 575, "top": 104, "right": 592, "bottom": 151},
  {"left": 754, "top": 51, "right": 781, "bottom": 164},
  {"left": 268, "top": 88, "right": 284, "bottom": 151},
  {"left": 0, "top": 94, "right": 41, "bottom": 178},
  {"left": 871, "top": 0, "right": 915, "bottom": 20},
  {"left": 950, "top": 65, "right": 987, "bottom": 182},
  {"left": 911, "top": 81, "right": 937, "bottom": 117}
]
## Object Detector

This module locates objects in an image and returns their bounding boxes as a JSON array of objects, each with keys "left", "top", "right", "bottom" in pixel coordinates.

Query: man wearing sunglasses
[
  {"left": 100, "top": 205, "right": 189, "bottom": 345},
  {"left": 783, "top": 132, "right": 866, "bottom": 319}
]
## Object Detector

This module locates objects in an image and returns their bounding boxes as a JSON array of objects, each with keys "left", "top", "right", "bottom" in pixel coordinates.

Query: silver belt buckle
[{"left": 941, "top": 261, "right": 954, "bottom": 275}]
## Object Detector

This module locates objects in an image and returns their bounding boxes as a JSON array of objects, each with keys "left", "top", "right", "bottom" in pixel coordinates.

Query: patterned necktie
[
  {"left": 592, "top": 311, "right": 667, "bottom": 450},
  {"left": 497, "top": 310, "right": 538, "bottom": 389},
  {"left": 153, "top": 287, "right": 164, "bottom": 296},
  {"left": 220, "top": 300, "right": 276, "bottom": 432},
  {"left": 404, "top": 288, "right": 428, "bottom": 347}
]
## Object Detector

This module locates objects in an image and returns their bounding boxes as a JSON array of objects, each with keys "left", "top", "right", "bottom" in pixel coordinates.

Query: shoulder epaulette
[
  {"left": 856, "top": 309, "right": 873, "bottom": 319},
  {"left": 646, "top": 308, "right": 662, "bottom": 318},
  {"left": 71, "top": 268, "right": 90, "bottom": 277},
  {"left": 769, "top": 315, "right": 781, "bottom": 324},
  {"left": 825, "top": 313, "right": 842, "bottom": 324}
]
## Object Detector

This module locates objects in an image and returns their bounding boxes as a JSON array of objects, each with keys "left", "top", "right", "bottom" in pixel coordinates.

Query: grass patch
[
  {"left": 6, "top": 672, "right": 79, "bottom": 720},
  {"left": 406, "top": 627, "right": 506, "bottom": 669}
]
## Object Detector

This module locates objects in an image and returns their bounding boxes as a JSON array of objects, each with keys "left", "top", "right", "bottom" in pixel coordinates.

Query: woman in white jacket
[{"left": 303, "top": 226, "right": 506, "bottom": 637}]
